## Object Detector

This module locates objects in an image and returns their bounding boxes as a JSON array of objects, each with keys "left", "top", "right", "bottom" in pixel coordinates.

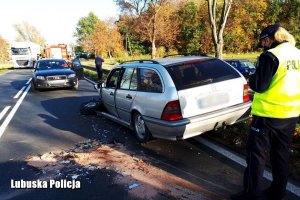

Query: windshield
[
  {"left": 241, "top": 61, "right": 256, "bottom": 69},
  {"left": 36, "top": 60, "right": 68, "bottom": 70},
  {"left": 11, "top": 47, "right": 31, "bottom": 55}
]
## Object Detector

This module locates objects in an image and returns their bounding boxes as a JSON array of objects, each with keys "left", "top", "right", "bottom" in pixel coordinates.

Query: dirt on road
[{"left": 26, "top": 139, "right": 225, "bottom": 200}]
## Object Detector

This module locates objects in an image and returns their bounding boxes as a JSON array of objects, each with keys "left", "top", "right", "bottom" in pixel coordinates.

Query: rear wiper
[
  {"left": 189, "top": 78, "right": 213, "bottom": 86},
  {"left": 199, "top": 78, "right": 213, "bottom": 84}
]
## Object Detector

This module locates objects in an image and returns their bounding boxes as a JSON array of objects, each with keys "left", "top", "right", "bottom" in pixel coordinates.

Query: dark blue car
[{"left": 224, "top": 59, "right": 256, "bottom": 79}]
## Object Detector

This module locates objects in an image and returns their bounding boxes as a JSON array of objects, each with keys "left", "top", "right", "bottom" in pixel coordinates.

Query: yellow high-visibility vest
[{"left": 252, "top": 42, "right": 300, "bottom": 118}]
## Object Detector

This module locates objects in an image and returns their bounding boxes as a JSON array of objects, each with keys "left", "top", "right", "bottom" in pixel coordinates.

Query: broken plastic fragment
[
  {"left": 129, "top": 183, "right": 139, "bottom": 189},
  {"left": 72, "top": 175, "right": 79, "bottom": 180}
]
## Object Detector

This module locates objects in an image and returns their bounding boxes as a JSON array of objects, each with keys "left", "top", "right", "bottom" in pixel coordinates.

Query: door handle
[
  {"left": 110, "top": 92, "right": 114, "bottom": 96},
  {"left": 126, "top": 94, "right": 132, "bottom": 99}
]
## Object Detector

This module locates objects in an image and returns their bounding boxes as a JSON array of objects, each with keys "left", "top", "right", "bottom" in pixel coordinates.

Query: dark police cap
[{"left": 259, "top": 23, "right": 280, "bottom": 40}]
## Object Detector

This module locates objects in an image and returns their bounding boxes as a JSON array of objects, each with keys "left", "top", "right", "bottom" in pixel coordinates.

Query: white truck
[{"left": 10, "top": 41, "right": 41, "bottom": 68}]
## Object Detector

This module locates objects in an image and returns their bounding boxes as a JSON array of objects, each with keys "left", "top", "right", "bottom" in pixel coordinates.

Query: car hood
[{"left": 35, "top": 69, "right": 74, "bottom": 76}]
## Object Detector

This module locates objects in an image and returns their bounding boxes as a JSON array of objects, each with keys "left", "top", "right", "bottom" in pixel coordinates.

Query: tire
[
  {"left": 133, "top": 112, "right": 151, "bottom": 143},
  {"left": 31, "top": 81, "right": 39, "bottom": 92}
]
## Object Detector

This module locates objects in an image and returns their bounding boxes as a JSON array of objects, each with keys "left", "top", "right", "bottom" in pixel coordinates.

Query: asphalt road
[{"left": 0, "top": 69, "right": 298, "bottom": 200}]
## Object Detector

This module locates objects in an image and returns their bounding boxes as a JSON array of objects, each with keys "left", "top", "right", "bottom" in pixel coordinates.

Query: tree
[
  {"left": 177, "top": 1, "right": 202, "bottom": 54},
  {"left": 14, "top": 21, "right": 46, "bottom": 46},
  {"left": 115, "top": 0, "right": 179, "bottom": 58},
  {"left": 81, "top": 19, "right": 124, "bottom": 58},
  {"left": 224, "top": 0, "right": 268, "bottom": 53},
  {"left": 134, "top": 1, "right": 179, "bottom": 57},
  {"left": 271, "top": 0, "right": 300, "bottom": 48},
  {"left": 74, "top": 12, "right": 100, "bottom": 43},
  {"left": 115, "top": 0, "right": 151, "bottom": 16},
  {"left": 206, "top": 0, "right": 232, "bottom": 58},
  {"left": 0, "top": 36, "right": 10, "bottom": 63}
]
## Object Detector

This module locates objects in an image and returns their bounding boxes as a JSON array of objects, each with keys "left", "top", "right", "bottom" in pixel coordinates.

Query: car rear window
[{"left": 166, "top": 59, "right": 240, "bottom": 90}]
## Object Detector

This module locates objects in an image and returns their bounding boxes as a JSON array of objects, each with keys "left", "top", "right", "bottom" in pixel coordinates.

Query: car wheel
[
  {"left": 133, "top": 112, "right": 151, "bottom": 143},
  {"left": 31, "top": 81, "right": 39, "bottom": 92}
]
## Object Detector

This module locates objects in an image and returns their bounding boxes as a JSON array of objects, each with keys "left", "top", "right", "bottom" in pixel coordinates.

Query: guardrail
[{"left": 82, "top": 65, "right": 96, "bottom": 71}]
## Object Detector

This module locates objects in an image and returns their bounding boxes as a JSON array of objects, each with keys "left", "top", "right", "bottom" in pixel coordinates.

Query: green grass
[
  {"left": 84, "top": 68, "right": 108, "bottom": 82},
  {"left": 80, "top": 55, "right": 152, "bottom": 67},
  {"left": 0, "top": 63, "right": 12, "bottom": 74},
  {"left": 0, "top": 63, "right": 13, "bottom": 69},
  {"left": 0, "top": 69, "right": 9, "bottom": 74},
  {"left": 223, "top": 52, "right": 260, "bottom": 63}
]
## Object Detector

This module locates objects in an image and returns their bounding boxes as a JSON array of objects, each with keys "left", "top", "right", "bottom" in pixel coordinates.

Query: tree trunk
[
  {"left": 207, "top": 0, "right": 232, "bottom": 59},
  {"left": 216, "top": 42, "right": 223, "bottom": 59},
  {"left": 151, "top": 40, "right": 156, "bottom": 59},
  {"left": 128, "top": 36, "right": 133, "bottom": 56}
]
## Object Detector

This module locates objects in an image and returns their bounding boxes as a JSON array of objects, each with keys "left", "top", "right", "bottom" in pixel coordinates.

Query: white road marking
[
  {"left": 26, "top": 78, "right": 32, "bottom": 85},
  {"left": 195, "top": 137, "right": 300, "bottom": 197},
  {"left": 13, "top": 86, "right": 26, "bottom": 99},
  {"left": 0, "top": 106, "right": 11, "bottom": 121},
  {"left": 0, "top": 84, "right": 31, "bottom": 139}
]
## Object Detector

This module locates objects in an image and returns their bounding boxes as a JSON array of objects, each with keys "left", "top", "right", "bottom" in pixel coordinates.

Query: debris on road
[
  {"left": 26, "top": 139, "right": 221, "bottom": 200},
  {"left": 128, "top": 183, "right": 139, "bottom": 190}
]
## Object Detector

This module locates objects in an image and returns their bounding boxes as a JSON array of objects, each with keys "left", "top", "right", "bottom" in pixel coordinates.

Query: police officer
[
  {"left": 95, "top": 55, "right": 104, "bottom": 88},
  {"left": 231, "top": 24, "right": 300, "bottom": 200}
]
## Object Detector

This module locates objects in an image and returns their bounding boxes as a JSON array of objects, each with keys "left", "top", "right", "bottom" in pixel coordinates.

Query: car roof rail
[
  {"left": 120, "top": 59, "right": 160, "bottom": 64},
  {"left": 163, "top": 52, "right": 208, "bottom": 58}
]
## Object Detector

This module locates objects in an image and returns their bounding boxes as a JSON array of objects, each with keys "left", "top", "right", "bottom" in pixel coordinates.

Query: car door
[
  {"left": 102, "top": 68, "right": 122, "bottom": 116},
  {"left": 115, "top": 67, "right": 137, "bottom": 122},
  {"left": 71, "top": 58, "right": 84, "bottom": 80}
]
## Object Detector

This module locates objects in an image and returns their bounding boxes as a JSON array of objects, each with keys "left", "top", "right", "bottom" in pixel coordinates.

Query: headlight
[
  {"left": 68, "top": 74, "right": 76, "bottom": 78},
  {"left": 36, "top": 76, "right": 45, "bottom": 80}
]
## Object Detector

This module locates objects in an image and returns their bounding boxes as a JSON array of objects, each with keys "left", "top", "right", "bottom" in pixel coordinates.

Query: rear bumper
[{"left": 143, "top": 101, "right": 252, "bottom": 141}]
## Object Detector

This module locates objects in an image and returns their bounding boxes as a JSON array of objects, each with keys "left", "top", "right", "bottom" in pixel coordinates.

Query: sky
[{"left": 0, "top": 0, "right": 119, "bottom": 45}]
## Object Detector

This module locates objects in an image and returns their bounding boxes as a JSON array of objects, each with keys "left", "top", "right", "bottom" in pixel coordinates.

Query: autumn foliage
[
  {"left": 72, "top": 0, "right": 300, "bottom": 58},
  {"left": 0, "top": 36, "right": 10, "bottom": 63}
]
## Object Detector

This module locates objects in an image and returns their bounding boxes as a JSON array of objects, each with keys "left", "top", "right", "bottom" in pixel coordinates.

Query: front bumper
[
  {"left": 143, "top": 101, "right": 252, "bottom": 141},
  {"left": 34, "top": 78, "right": 77, "bottom": 89}
]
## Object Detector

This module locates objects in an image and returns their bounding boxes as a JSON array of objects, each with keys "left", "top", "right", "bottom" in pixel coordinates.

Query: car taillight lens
[
  {"left": 161, "top": 100, "right": 183, "bottom": 121},
  {"left": 243, "top": 84, "right": 250, "bottom": 102}
]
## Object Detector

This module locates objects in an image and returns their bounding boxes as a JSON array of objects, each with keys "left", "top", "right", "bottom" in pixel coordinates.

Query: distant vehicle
[
  {"left": 94, "top": 56, "right": 252, "bottom": 143},
  {"left": 43, "top": 44, "right": 69, "bottom": 60},
  {"left": 31, "top": 58, "right": 83, "bottom": 91},
  {"left": 10, "top": 41, "right": 41, "bottom": 68},
  {"left": 76, "top": 52, "right": 95, "bottom": 59},
  {"left": 224, "top": 59, "right": 256, "bottom": 79}
]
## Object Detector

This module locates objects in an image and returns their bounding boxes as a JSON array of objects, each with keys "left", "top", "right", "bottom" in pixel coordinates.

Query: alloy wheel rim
[{"left": 135, "top": 115, "right": 145, "bottom": 139}]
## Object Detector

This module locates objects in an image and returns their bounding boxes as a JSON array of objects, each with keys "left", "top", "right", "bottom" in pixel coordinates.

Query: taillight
[
  {"left": 161, "top": 100, "right": 183, "bottom": 121},
  {"left": 243, "top": 84, "right": 250, "bottom": 102}
]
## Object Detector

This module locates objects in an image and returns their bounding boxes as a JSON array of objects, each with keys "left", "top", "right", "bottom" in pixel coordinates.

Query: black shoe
[
  {"left": 231, "top": 191, "right": 250, "bottom": 200},
  {"left": 263, "top": 188, "right": 282, "bottom": 200}
]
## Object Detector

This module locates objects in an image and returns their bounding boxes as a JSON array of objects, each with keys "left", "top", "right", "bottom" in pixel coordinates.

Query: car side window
[
  {"left": 139, "top": 68, "right": 162, "bottom": 93},
  {"left": 120, "top": 68, "right": 137, "bottom": 90},
  {"left": 106, "top": 69, "right": 120, "bottom": 88},
  {"left": 229, "top": 61, "right": 238, "bottom": 68},
  {"left": 130, "top": 69, "right": 138, "bottom": 90}
]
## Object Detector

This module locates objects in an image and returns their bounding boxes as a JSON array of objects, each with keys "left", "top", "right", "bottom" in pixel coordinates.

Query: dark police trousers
[{"left": 243, "top": 115, "right": 298, "bottom": 200}]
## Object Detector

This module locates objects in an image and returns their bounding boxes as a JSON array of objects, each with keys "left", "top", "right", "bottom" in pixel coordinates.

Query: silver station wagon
[{"left": 98, "top": 56, "right": 251, "bottom": 142}]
